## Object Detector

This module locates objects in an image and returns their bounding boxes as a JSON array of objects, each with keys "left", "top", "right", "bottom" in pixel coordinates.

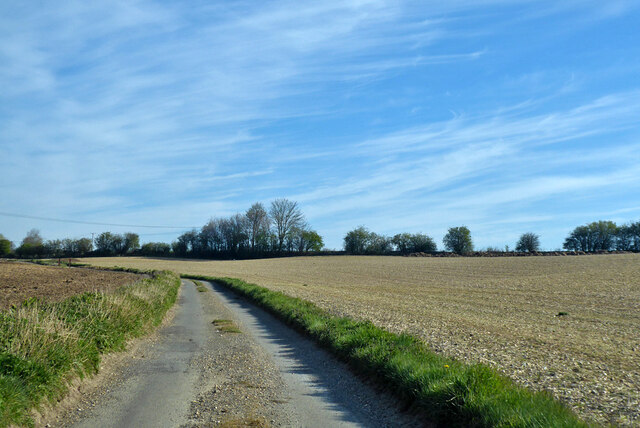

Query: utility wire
[{"left": 0, "top": 211, "right": 198, "bottom": 229}]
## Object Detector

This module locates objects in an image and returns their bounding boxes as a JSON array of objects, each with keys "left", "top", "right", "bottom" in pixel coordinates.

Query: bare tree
[
  {"left": 269, "top": 198, "right": 304, "bottom": 252},
  {"left": 230, "top": 213, "right": 250, "bottom": 253},
  {"left": 22, "top": 229, "right": 43, "bottom": 246},
  {"left": 246, "top": 202, "right": 270, "bottom": 251}
]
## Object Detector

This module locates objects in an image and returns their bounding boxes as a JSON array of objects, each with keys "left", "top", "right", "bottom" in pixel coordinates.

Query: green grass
[
  {"left": 31, "top": 259, "right": 152, "bottom": 273},
  {"left": 29, "top": 259, "right": 90, "bottom": 268},
  {"left": 193, "top": 280, "right": 208, "bottom": 293},
  {"left": 0, "top": 271, "right": 180, "bottom": 427},
  {"left": 184, "top": 274, "right": 591, "bottom": 428}
]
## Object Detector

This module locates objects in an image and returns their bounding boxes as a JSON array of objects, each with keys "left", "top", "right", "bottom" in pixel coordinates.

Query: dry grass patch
[
  {"left": 81, "top": 255, "right": 640, "bottom": 426},
  {"left": 212, "top": 319, "right": 242, "bottom": 334}
]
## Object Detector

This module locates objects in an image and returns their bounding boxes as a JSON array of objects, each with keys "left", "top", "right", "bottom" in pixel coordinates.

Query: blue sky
[{"left": 1, "top": 1, "right": 639, "bottom": 250}]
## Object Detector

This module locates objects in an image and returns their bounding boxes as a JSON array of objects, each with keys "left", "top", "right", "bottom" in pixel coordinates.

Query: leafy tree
[
  {"left": 44, "top": 239, "right": 64, "bottom": 257},
  {"left": 392, "top": 233, "right": 412, "bottom": 253},
  {"left": 616, "top": 221, "right": 640, "bottom": 251},
  {"left": 367, "top": 233, "right": 393, "bottom": 254},
  {"left": 141, "top": 242, "right": 171, "bottom": 257},
  {"left": 300, "top": 230, "right": 323, "bottom": 251},
  {"left": 344, "top": 226, "right": 372, "bottom": 254},
  {"left": 76, "top": 238, "right": 93, "bottom": 255},
  {"left": 254, "top": 229, "right": 273, "bottom": 252},
  {"left": 95, "top": 232, "right": 137, "bottom": 255},
  {"left": 95, "top": 232, "right": 118, "bottom": 255},
  {"left": 111, "top": 234, "right": 125, "bottom": 254},
  {"left": 17, "top": 229, "right": 45, "bottom": 258},
  {"left": 563, "top": 225, "right": 590, "bottom": 251},
  {"left": 123, "top": 233, "right": 140, "bottom": 254},
  {"left": 343, "top": 227, "right": 394, "bottom": 254},
  {"left": 564, "top": 221, "right": 618, "bottom": 252},
  {"left": 16, "top": 244, "right": 42, "bottom": 258},
  {"left": 443, "top": 226, "right": 473, "bottom": 254},
  {"left": 515, "top": 232, "right": 540, "bottom": 253},
  {"left": 630, "top": 221, "right": 640, "bottom": 251},
  {"left": 0, "top": 235, "right": 13, "bottom": 257},
  {"left": 591, "top": 221, "right": 617, "bottom": 251},
  {"left": 62, "top": 238, "right": 75, "bottom": 255},
  {"left": 60, "top": 238, "right": 92, "bottom": 256},
  {"left": 269, "top": 199, "right": 305, "bottom": 252},
  {"left": 174, "top": 230, "right": 199, "bottom": 256},
  {"left": 392, "top": 232, "right": 437, "bottom": 254},
  {"left": 171, "top": 238, "right": 188, "bottom": 257},
  {"left": 410, "top": 233, "right": 437, "bottom": 253}
]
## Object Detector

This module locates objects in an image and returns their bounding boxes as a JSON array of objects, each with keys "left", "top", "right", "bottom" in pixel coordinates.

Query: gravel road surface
[{"left": 51, "top": 280, "right": 423, "bottom": 427}]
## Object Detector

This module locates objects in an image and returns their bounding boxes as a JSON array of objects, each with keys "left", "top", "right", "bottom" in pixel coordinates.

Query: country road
[{"left": 48, "top": 280, "right": 422, "bottom": 427}]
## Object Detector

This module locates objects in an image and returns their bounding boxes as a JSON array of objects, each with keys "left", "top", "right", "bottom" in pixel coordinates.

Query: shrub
[
  {"left": 392, "top": 233, "right": 436, "bottom": 254},
  {"left": 409, "top": 233, "right": 437, "bottom": 253},
  {"left": 515, "top": 232, "right": 540, "bottom": 253}
]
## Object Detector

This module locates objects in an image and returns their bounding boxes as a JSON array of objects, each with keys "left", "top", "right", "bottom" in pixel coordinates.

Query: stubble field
[{"left": 80, "top": 254, "right": 640, "bottom": 426}]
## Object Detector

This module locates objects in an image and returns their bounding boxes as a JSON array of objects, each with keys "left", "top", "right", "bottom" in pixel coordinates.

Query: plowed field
[
  {"left": 0, "top": 261, "right": 141, "bottom": 310},
  {"left": 80, "top": 254, "right": 640, "bottom": 426}
]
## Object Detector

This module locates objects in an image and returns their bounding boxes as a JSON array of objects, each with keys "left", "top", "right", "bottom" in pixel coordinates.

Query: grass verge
[
  {"left": 0, "top": 270, "right": 180, "bottom": 427},
  {"left": 184, "top": 274, "right": 591, "bottom": 428}
]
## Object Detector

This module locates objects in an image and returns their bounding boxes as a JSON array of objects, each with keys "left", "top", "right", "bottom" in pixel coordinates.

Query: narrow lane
[
  {"left": 60, "top": 279, "right": 421, "bottom": 427},
  {"left": 69, "top": 280, "right": 208, "bottom": 428}
]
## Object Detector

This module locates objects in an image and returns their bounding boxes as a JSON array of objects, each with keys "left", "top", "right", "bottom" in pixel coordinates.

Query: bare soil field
[
  {"left": 0, "top": 261, "right": 141, "bottom": 310},
  {"left": 80, "top": 254, "right": 640, "bottom": 426}
]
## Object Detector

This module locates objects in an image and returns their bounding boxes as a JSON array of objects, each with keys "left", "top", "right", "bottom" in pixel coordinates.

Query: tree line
[
  {"left": 342, "top": 219, "right": 640, "bottom": 255},
  {"left": 0, "top": 199, "right": 323, "bottom": 260},
  {"left": 563, "top": 220, "right": 640, "bottom": 252},
  {"left": 343, "top": 226, "right": 473, "bottom": 255},
  {"left": 166, "top": 199, "right": 323, "bottom": 258},
  {"left": 3, "top": 215, "right": 639, "bottom": 259},
  {"left": 0, "top": 229, "right": 139, "bottom": 258},
  {"left": 343, "top": 226, "right": 437, "bottom": 255}
]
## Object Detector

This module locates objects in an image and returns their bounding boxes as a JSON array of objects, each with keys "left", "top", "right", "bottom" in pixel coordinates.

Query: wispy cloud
[{"left": 1, "top": 1, "right": 639, "bottom": 249}]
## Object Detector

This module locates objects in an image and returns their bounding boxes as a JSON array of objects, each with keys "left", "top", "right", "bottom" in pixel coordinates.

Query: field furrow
[{"left": 81, "top": 254, "right": 640, "bottom": 426}]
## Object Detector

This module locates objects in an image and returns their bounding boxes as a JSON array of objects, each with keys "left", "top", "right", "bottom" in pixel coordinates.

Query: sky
[{"left": 1, "top": 1, "right": 639, "bottom": 251}]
